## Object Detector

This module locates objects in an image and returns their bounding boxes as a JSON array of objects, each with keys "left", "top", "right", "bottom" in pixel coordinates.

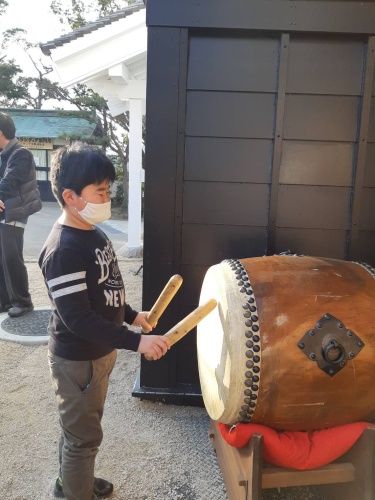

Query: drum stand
[{"left": 209, "top": 420, "right": 375, "bottom": 500}]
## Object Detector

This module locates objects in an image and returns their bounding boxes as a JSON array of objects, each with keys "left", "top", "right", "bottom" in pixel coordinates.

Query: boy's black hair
[
  {"left": 0, "top": 112, "right": 16, "bottom": 140},
  {"left": 50, "top": 142, "right": 116, "bottom": 207}
]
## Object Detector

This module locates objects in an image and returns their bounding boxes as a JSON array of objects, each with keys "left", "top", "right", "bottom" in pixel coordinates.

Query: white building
[{"left": 41, "top": 2, "right": 147, "bottom": 257}]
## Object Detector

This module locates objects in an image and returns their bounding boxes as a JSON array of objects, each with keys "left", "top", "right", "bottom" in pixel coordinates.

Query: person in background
[
  {"left": 39, "top": 142, "right": 170, "bottom": 500},
  {"left": 0, "top": 111, "right": 42, "bottom": 317}
]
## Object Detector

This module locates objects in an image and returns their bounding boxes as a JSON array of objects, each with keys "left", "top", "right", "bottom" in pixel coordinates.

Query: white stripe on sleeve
[
  {"left": 51, "top": 283, "right": 88, "bottom": 299},
  {"left": 47, "top": 271, "right": 86, "bottom": 288}
]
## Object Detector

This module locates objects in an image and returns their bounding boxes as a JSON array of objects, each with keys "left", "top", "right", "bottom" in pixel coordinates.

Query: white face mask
[{"left": 76, "top": 197, "right": 111, "bottom": 225}]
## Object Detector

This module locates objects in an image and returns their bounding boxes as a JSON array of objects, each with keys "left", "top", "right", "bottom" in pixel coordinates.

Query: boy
[{"left": 39, "top": 142, "right": 170, "bottom": 500}]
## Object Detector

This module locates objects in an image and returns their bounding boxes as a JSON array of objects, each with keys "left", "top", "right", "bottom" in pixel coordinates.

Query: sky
[
  {"left": 1, "top": 0, "right": 69, "bottom": 76},
  {"left": 0, "top": 0, "right": 126, "bottom": 109},
  {"left": 2, "top": 0, "right": 67, "bottom": 45}
]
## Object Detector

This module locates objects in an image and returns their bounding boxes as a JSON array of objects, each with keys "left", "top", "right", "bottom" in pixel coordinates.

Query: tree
[
  {"left": 50, "top": 0, "right": 135, "bottom": 29},
  {"left": 48, "top": 0, "right": 141, "bottom": 215},
  {"left": 1, "top": 25, "right": 129, "bottom": 161},
  {"left": 0, "top": 60, "right": 30, "bottom": 106},
  {"left": 0, "top": 0, "right": 136, "bottom": 215},
  {"left": 0, "top": 4, "right": 31, "bottom": 105},
  {"left": 0, "top": 28, "right": 70, "bottom": 109},
  {"left": 0, "top": 0, "right": 7, "bottom": 17}
]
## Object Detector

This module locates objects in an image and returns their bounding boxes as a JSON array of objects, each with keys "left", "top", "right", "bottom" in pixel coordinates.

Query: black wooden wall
[{"left": 134, "top": 0, "right": 375, "bottom": 403}]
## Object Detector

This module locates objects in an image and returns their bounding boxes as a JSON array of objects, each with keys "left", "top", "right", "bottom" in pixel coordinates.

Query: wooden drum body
[{"left": 197, "top": 255, "right": 375, "bottom": 431}]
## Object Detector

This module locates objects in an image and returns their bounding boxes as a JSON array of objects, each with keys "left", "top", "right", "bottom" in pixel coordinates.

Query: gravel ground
[
  {"left": 0, "top": 260, "right": 228, "bottom": 500},
  {"left": 0, "top": 259, "right": 327, "bottom": 500}
]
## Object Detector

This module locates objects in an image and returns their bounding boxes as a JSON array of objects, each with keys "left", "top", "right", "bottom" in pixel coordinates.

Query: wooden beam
[
  {"left": 348, "top": 37, "right": 375, "bottom": 261},
  {"left": 147, "top": 0, "right": 375, "bottom": 35},
  {"left": 267, "top": 33, "right": 289, "bottom": 255},
  {"left": 262, "top": 463, "right": 355, "bottom": 489},
  {"left": 209, "top": 420, "right": 375, "bottom": 500},
  {"left": 108, "top": 63, "right": 130, "bottom": 84}
]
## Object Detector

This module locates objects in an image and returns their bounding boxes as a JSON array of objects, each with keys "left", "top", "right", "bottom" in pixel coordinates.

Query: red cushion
[{"left": 218, "top": 421, "right": 372, "bottom": 470}]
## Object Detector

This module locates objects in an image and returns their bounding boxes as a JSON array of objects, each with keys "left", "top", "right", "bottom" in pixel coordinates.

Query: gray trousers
[
  {"left": 0, "top": 223, "right": 31, "bottom": 308},
  {"left": 48, "top": 350, "right": 117, "bottom": 500}
]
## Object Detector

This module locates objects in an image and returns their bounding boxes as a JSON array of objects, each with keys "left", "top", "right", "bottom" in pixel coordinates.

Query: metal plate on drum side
[{"left": 298, "top": 313, "right": 364, "bottom": 377}]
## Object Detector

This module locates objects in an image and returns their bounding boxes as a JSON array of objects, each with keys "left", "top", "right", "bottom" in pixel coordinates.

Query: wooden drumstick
[
  {"left": 145, "top": 298, "right": 217, "bottom": 361},
  {"left": 145, "top": 274, "right": 183, "bottom": 330}
]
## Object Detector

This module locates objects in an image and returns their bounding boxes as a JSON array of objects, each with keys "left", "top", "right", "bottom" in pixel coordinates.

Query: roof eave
[{"left": 40, "top": 1, "right": 145, "bottom": 56}]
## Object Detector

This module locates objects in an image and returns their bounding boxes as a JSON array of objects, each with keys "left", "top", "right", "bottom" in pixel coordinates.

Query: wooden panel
[
  {"left": 179, "top": 265, "right": 209, "bottom": 305},
  {"left": 143, "top": 27, "right": 182, "bottom": 308},
  {"left": 320, "top": 427, "right": 375, "bottom": 500},
  {"left": 263, "top": 464, "right": 355, "bottom": 489},
  {"left": 287, "top": 37, "right": 364, "bottom": 95},
  {"left": 209, "top": 420, "right": 262, "bottom": 500},
  {"left": 347, "top": 36, "right": 375, "bottom": 263},
  {"left": 147, "top": 0, "right": 375, "bottom": 35},
  {"left": 141, "top": 27, "right": 183, "bottom": 390},
  {"left": 181, "top": 224, "right": 267, "bottom": 265},
  {"left": 356, "top": 231, "right": 375, "bottom": 266},
  {"left": 172, "top": 28, "right": 188, "bottom": 299},
  {"left": 185, "top": 137, "right": 272, "bottom": 183},
  {"left": 283, "top": 95, "right": 359, "bottom": 141},
  {"left": 368, "top": 97, "right": 375, "bottom": 142},
  {"left": 363, "top": 143, "right": 375, "bottom": 188},
  {"left": 183, "top": 181, "right": 269, "bottom": 225},
  {"left": 277, "top": 185, "right": 351, "bottom": 229},
  {"left": 280, "top": 141, "right": 354, "bottom": 186},
  {"left": 186, "top": 91, "right": 275, "bottom": 138},
  {"left": 267, "top": 33, "right": 289, "bottom": 256},
  {"left": 359, "top": 188, "right": 375, "bottom": 231},
  {"left": 188, "top": 34, "right": 279, "bottom": 92},
  {"left": 275, "top": 228, "right": 347, "bottom": 260}
]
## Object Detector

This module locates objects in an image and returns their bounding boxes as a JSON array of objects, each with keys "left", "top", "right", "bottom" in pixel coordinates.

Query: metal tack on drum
[{"left": 197, "top": 258, "right": 261, "bottom": 425}]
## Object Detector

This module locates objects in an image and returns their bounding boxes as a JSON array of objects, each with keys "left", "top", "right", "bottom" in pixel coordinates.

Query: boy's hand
[
  {"left": 132, "top": 311, "right": 153, "bottom": 333},
  {"left": 137, "top": 335, "right": 170, "bottom": 360}
]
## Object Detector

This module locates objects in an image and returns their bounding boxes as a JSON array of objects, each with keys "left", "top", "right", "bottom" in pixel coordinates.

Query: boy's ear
[{"left": 62, "top": 189, "right": 76, "bottom": 207}]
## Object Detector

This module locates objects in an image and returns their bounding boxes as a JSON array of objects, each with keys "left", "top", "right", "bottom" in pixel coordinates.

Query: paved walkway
[{"left": 0, "top": 203, "right": 138, "bottom": 345}]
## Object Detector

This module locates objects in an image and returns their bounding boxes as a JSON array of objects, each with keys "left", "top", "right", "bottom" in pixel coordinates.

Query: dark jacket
[
  {"left": 39, "top": 222, "right": 140, "bottom": 360},
  {"left": 0, "top": 140, "right": 42, "bottom": 223}
]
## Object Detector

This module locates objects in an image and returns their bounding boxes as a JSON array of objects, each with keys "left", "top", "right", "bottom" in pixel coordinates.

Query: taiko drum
[{"left": 197, "top": 255, "right": 375, "bottom": 431}]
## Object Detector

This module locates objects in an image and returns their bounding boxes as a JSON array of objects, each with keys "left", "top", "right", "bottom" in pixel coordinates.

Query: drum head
[{"left": 197, "top": 260, "right": 256, "bottom": 423}]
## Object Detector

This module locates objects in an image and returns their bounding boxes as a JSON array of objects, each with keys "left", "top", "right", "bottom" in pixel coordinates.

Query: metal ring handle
[{"left": 323, "top": 340, "right": 345, "bottom": 364}]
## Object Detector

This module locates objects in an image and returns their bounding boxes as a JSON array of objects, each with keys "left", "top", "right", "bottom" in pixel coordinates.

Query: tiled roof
[
  {"left": 40, "top": 2, "right": 145, "bottom": 56},
  {"left": 1, "top": 108, "right": 98, "bottom": 139}
]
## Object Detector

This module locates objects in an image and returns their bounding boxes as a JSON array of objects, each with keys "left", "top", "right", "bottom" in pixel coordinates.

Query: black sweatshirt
[{"left": 38, "top": 222, "right": 141, "bottom": 361}]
